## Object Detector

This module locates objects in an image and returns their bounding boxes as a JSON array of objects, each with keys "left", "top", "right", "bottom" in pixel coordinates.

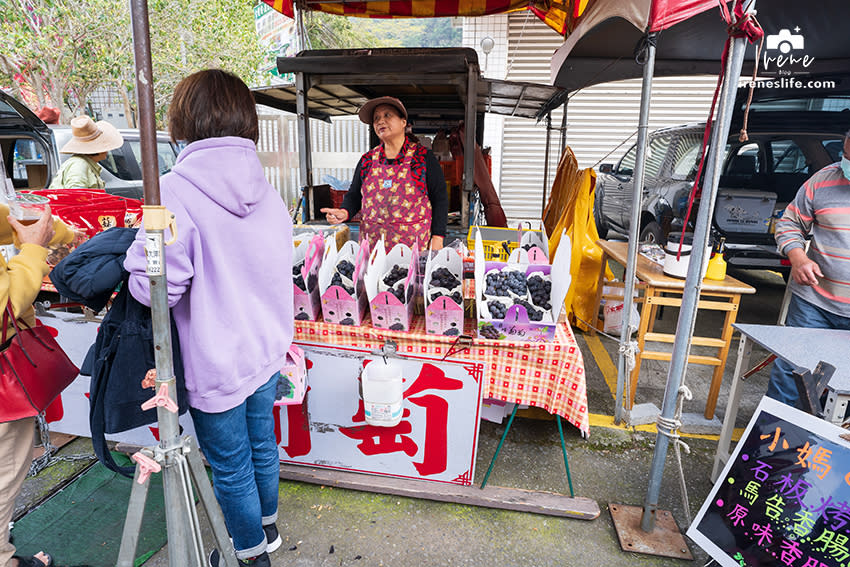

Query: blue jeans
[
  {"left": 190, "top": 374, "right": 280, "bottom": 559},
  {"left": 766, "top": 294, "right": 850, "bottom": 408}
]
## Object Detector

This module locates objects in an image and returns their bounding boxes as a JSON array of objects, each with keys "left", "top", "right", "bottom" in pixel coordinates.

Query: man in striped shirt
[{"left": 767, "top": 131, "right": 850, "bottom": 408}]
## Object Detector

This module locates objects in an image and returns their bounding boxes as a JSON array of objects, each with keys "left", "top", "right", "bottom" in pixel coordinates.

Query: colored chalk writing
[{"left": 689, "top": 397, "right": 850, "bottom": 567}]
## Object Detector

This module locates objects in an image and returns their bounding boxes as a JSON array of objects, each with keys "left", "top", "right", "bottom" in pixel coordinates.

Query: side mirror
[{"left": 598, "top": 163, "right": 614, "bottom": 174}]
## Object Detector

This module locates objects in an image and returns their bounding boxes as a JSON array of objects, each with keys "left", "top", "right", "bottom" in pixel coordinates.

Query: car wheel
[{"left": 639, "top": 221, "right": 664, "bottom": 244}]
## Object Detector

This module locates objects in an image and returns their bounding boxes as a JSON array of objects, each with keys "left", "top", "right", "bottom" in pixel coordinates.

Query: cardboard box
[
  {"left": 365, "top": 240, "right": 417, "bottom": 332},
  {"left": 274, "top": 345, "right": 307, "bottom": 406},
  {"left": 293, "top": 223, "right": 350, "bottom": 250},
  {"left": 319, "top": 238, "right": 370, "bottom": 325},
  {"left": 715, "top": 189, "right": 776, "bottom": 234},
  {"left": 293, "top": 234, "right": 324, "bottom": 321},
  {"left": 473, "top": 228, "right": 571, "bottom": 342},
  {"left": 423, "top": 247, "right": 464, "bottom": 336}
]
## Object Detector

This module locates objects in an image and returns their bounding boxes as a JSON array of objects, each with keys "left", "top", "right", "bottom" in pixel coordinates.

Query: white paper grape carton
[
  {"left": 423, "top": 247, "right": 464, "bottom": 336},
  {"left": 364, "top": 240, "right": 418, "bottom": 332},
  {"left": 319, "top": 237, "right": 370, "bottom": 326},
  {"left": 293, "top": 234, "right": 324, "bottom": 322},
  {"left": 474, "top": 228, "right": 571, "bottom": 342}
]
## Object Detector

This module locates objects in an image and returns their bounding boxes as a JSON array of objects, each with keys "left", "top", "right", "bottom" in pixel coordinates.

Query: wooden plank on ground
[
  {"left": 114, "top": 442, "right": 599, "bottom": 520},
  {"left": 278, "top": 463, "right": 600, "bottom": 521}
]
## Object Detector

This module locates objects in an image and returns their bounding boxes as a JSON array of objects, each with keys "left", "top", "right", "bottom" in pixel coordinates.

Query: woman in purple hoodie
[{"left": 123, "top": 70, "right": 292, "bottom": 567}]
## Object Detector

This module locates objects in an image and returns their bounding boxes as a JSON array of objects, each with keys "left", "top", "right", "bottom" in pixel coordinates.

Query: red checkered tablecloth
[{"left": 294, "top": 316, "right": 588, "bottom": 436}]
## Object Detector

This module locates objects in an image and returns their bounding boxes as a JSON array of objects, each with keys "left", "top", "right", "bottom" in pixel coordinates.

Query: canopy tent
[
  {"left": 551, "top": 0, "right": 850, "bottom": 91},
  {"left": 261, "top": 0, "right": 589, "bottom": 35}
]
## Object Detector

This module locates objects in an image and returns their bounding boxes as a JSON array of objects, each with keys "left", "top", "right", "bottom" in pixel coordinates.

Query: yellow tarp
[{"left": 544, "top": 146, "right": 612, "bottom": 331}]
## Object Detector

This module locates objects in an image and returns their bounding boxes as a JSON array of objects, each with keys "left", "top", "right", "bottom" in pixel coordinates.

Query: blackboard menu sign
[{"left": 688, "top": 397, "right": 850, "bottom": 567}]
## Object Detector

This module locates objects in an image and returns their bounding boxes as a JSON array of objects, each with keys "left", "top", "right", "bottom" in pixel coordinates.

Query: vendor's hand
[
  {"left": 788, "top": 247, "right": 823, "bottom": 286},
  {"left": 320, "top": 207, "right": 349, "bottom": 225},
  {"left": 8, "top": 207, "right": 54, "bottom": 248},
  {"left": 429, "top": 235, "right": 444, "bottom": 250}
]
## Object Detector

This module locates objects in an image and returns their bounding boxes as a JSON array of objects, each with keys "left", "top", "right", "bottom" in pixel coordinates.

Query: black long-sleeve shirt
[{"left": 341, "top": 138, "right": 448, "bottom": 237}]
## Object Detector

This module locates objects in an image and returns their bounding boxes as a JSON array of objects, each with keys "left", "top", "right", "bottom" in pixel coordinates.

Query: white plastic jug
[{"left": 361, "top": 359, "right": 404, "bottom": 427}]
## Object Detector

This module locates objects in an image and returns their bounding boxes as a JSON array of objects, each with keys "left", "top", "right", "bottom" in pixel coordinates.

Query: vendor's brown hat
[
  {"left": 59, "top": 115, "right": 124, "bottom": 154},
  {"left": 358, "top": 96, "right": 408, "bottom": 124}
]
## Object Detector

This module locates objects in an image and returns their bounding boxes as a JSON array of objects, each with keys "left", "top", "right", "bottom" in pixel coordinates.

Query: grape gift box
[
  {"left": 423, "top": 247, "right": 464, "bottom": 336},
  {"left": 318, "top": 237, "right": 370, "bottom": 326},
  {"left": 473, "top": 227, "right": 572, "bottom": 342},
  {"left": 293, "top": 234, "right": 324, "bottom": 321},
  {"left": 364, "top": 239, "right": 418, "bottom": 332}
]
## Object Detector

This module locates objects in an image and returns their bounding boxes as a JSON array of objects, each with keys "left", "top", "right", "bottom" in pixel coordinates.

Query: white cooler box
[{"left": 715, "top": 189, "right": 776, "bottom": 234}]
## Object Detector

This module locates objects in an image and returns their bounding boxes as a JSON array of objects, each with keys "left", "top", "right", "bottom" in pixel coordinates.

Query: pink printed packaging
[
  {"left": 365, "top": 239, "right": 418, "bottom": 332},
  {"left": 423, "top": 247, "right": 464, "bottom": 336},
  {"left": 274, "top": 345, "right": 308, "bottom": 406},
  {"left": 473, "top": 228, "right": 572, "bottom": 342},
  {"left": 293, "top": 234, "right": 324, "bottom": 321},
  {"left": 319, "top": 237, "right": 370, "bottom": 326}
]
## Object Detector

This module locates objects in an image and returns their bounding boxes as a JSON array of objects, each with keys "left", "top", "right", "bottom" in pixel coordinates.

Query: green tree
[
  {"left": 0, "top": 0, "right": 266, "bottom": 128},
  {"left": 302, "top": 12, "right": 385, "bottom": 49},
  {"left": 0, "top": 0, "right": 132, "bottom": 123}
]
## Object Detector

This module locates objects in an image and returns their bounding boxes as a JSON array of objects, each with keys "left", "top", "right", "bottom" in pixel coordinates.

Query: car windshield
[{"left": 100, "top": 139, "right": 177, "bottom": 180}]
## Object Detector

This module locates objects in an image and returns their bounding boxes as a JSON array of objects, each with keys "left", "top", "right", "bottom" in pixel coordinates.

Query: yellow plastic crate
[{"left": 467, "top": 225, "right": 544, "bottom": 262}]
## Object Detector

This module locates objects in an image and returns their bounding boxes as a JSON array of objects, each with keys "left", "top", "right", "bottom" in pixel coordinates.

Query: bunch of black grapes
[
  {"left": 430, "top": 267, "right": 460, "bottom": 290},
  {"left": 383, "top": 265, "right": 408, "bottom": 288},
  {"left": 443, "top": 327, "right": 460, "bottom": 336},
  {"left": 479, "top": 324, "right": 501, "bottom": 339},
  {"left": 485, "top": 272, "right": 509, "bottom": 296},
  {"left": 514, "top": 299, "right": 544, "bottom": 321},
  {"left": 487, "top": 300, "right": 507, "bottom": 319},
  {"left": 331, "top": 272, "right": 354, "bottom": 295},
  {"left": 431, "top": 290, "right": 463, "bottom": 305},
  {"left": 527, "top": 275, "right": 552, "bottom": 310},
  {"left": 388, "top": 322, "right": 405, "bottom": 331},
  {"left": 337, "top": 260, "right": 355, "bottom": 279},
  {"left": 390, "top": 285, "right": 406, "bottom": 302},
  {"left": 504, "top": 271, "right": 527, "bottom": 296},
  {"left": 293, "top": 264, "right": 306, "bottom": 292}
]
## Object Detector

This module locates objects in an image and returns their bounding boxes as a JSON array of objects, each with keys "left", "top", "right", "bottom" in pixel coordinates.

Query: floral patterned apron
[{"left": 359, "top": 144, "right": 432, "bottom": 251}]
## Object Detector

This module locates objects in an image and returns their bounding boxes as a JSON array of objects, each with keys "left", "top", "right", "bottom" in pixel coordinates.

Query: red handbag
[{"left": 0, "top": 302, "right": 79, "bottom": 423}]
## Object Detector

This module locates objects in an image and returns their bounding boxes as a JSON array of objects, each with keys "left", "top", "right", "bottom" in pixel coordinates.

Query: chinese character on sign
[{"left": 761, "top": 426, "right": 790, "bottom": 452}]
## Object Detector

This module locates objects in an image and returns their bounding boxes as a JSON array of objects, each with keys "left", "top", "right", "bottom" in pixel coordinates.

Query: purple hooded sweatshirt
[{"left": 124, "top": 136, "right": 293, "bottom": 413}]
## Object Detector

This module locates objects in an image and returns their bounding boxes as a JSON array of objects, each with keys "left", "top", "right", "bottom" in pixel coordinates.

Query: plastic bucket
[
  {"left": 361, "top": 359, "right": 403, "bottom": 427},
  {"left": 663, "top": 232, "right": 710, "bottom": 279}
]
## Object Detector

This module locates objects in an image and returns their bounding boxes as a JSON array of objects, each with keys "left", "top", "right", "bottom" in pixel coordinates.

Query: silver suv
[{"left": 594, "top": 84, "right": 850, "bottom": 273}]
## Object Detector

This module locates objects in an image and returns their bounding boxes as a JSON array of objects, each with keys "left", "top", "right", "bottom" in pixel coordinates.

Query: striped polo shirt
[{"left": 775, "top": 162, "right": 850, "bottom": 317}]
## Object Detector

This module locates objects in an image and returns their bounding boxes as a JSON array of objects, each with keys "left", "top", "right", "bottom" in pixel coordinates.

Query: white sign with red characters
[{"left": 275, "top": 344, "right": 485, "bottom": 485}]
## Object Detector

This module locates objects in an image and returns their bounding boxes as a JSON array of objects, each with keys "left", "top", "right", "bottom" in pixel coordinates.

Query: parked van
[{"left": 0, "top": 89, "right": 178, "bottom": 200}]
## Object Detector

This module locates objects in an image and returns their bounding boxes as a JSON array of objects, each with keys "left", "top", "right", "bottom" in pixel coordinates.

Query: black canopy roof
[
  {"left": 253, "top": 48, "right": 565, "bottom": 124},
  {"left": 551, "top": 0, "right": 850, "bottom": 92}
]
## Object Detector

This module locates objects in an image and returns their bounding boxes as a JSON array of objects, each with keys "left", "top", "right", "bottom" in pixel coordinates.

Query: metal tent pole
[
  {"left": 640, "top": 0, "right": 755, "bottom": 532},
  {"left": 118, "top": 1, "right": 238, "bottom": 565},
  {"left": 614, "top": 34, "right": 656, "bottom": 424}
]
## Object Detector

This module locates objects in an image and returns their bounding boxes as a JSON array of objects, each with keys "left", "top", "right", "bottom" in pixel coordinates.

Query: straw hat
[
  {"left": 357, "top": 96, "right": 408, "bottom": 124},
  {"left": 59, "top": 115, "right": 124, "bottom": 154}
]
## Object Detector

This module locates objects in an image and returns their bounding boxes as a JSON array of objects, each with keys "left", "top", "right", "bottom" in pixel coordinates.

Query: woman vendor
[{"left": 320, "top": 96, "right": 448, "bottom": 251}]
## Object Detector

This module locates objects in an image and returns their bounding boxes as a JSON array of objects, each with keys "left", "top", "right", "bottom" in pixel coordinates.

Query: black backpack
[{"left": 85, "top": 278, "right": 188, "bottom": 477}]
